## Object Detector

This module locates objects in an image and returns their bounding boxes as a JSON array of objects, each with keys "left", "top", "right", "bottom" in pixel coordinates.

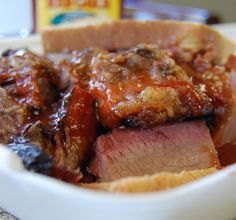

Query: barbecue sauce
[
  {"left": 90, "top": 44, "right": 217, "bottom": 129},
  {"left": 217, "top": 143, "right": 236, "bottom": 167}
]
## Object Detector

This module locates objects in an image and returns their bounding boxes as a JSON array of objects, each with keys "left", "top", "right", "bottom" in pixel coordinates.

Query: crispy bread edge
[
  {"left": 82, "top": 168, "right": 217, "bottom": 193},
  {"left": 41, "top": 20, "right": 236, "bottom": 63}
]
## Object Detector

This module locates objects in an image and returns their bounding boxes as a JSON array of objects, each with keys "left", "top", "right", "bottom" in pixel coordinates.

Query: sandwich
[{"left": 1, "top": 20, "right": 236, "bottom": 193}]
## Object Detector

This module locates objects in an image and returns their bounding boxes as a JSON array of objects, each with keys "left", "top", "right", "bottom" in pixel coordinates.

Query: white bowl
[{"left": 0, "top": 146, "right": 236, "bottom": 220}]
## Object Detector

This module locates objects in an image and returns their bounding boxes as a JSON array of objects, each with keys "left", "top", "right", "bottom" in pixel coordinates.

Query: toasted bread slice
[
  {"left": 41, "top": 20, "right": 235, "bottom": 63},
  {"left": 82, "top": 168, "right": 217, "bottom": 193}
]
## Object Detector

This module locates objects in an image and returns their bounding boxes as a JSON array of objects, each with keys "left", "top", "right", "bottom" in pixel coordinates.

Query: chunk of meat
[
  {"left": 89, "top": 121, "right": 220, "bottom": 182},
  {"left": 0, "top": 87, "right": 27, "bottom": 143},
  {"left": 0, "top": 52, "right": 97, "bottom": 171},
  {"left": 172, "top": 48, "right": 235, "bottom": 146},
  {"left": 21, "top": 121, "right": 56, "bottom": 157},
  {"left": 55, "top": 48, "right": 106, "bottom": 90},
  {"left": 0, "top": 49, "right": 62, "bottom": 146},
  {"left": 53, "top": 85, "right": 97, "bottom": 170},
  {"left": 0, "top": 49, "right": 59, "bottom": 113},
  {"left": 89, "top": 44, "right": 214, "bottom": 129},
  {"left": 8, "top": 139, "right": 54, "bottom": 174},
  {"left": 210, "top": 55, "right": 236, "bottom": 146},
  {"left": 7, "top": 139, "right": 82, "bottom": 183}
]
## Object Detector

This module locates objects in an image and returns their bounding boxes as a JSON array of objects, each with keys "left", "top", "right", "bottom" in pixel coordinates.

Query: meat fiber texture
[
  {"left": 0, "top": 87, "right": 25, "bottom": 143},
  {"left": 89, "top": 121, "right": 220, "bottom": 182}
]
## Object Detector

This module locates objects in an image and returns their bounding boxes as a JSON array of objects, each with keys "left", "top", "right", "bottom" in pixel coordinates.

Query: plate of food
[{"left": 0, "top": 20, "right": 236, "bottom": 220}]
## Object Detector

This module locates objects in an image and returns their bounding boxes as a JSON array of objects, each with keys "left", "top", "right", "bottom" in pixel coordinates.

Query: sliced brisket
[{"left": 89, "top": 121, "right": 220, "bottom": 182}]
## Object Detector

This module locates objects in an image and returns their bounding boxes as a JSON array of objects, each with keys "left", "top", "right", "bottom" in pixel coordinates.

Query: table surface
[{"left": 0, "top": 22, "right": 236, "bottom": 220}]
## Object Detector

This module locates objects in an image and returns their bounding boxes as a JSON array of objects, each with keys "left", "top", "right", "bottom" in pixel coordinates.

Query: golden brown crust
[
  {"left": 82, "top": 168, "right": 217, "bottom": 193},
  {"left": 41, "top": 20, "right": 236, "bottom": 63}
]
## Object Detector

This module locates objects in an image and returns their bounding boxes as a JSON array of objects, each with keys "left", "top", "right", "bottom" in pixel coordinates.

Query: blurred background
[{"left": 0, "top": 0, "right": 235, "bottom": 38}]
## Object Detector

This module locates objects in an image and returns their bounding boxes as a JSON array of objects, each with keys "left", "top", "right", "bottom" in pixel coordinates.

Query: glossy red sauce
[
  {"left": 90, "top": 46, "right": 217, "bottom": 129},
  {"left": 51, "top": 86, "right": 97, "bottom": 169},
  {"left": 63, "top": 86, "right": 97, "bottom": 163},
  {"left": 226, "top": 55, "right": 236, "bottom": 71},
  {"left": 217, "top": 143, "right": 236, "bottom": 167},
  {"left": 178, "top": 61, "right": 233, "bottom": 111}
]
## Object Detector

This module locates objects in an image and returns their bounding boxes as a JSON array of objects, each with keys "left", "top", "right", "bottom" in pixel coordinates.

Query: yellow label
[{"left": 36, "top": 0, "right": 121, "bottom": 30}]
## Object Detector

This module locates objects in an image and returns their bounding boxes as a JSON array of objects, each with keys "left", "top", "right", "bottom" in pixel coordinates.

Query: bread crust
[
  {"left": 41, "top": 20, "right": 236, "bottom": 63},
  {"left": 82, "top": 168, "right": 217, "bottom": 193}
]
